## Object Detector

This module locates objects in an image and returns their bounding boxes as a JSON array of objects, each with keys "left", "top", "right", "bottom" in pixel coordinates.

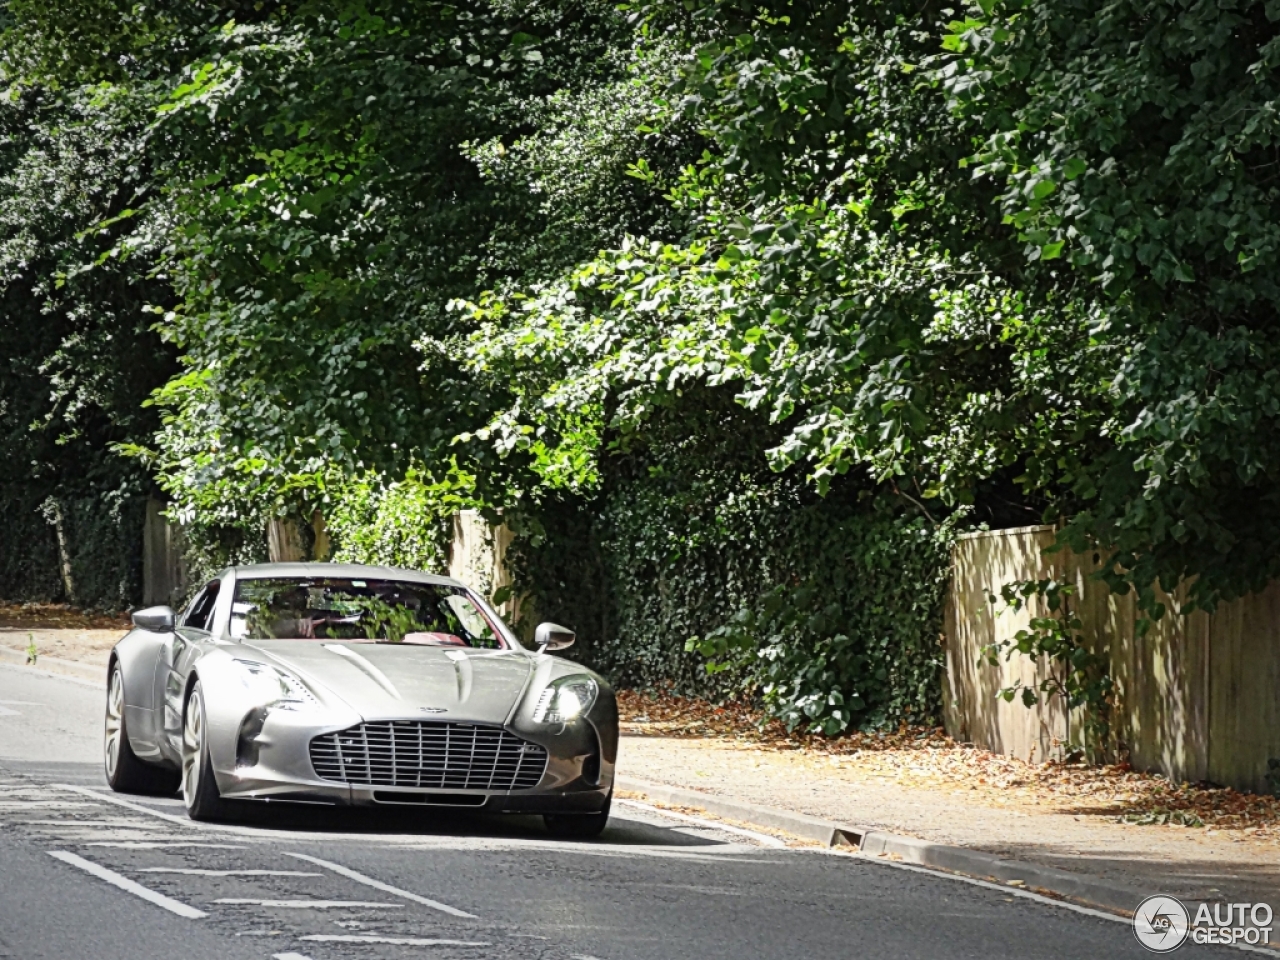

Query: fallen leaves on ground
[
  {"left": 0, "top": 602, "right": 130, "bottom": 631},
  {"left": 618, "top": 688, "right": 1280, "bottom": 843}
]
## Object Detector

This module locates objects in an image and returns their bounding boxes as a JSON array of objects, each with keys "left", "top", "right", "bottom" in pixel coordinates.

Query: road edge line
[
  {"left": 0, "top": 651, "right": 102, "bottom": 686},
  {"left": 616, "top": 775, "right": 1149, "bottom": 918},
  {"left": 615, "top": 798, "right": 787, "bottom": 848}
]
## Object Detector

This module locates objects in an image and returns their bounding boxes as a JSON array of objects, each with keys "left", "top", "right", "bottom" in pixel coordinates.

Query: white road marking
[
  {"left": 570, "top": 955, "right": 610, "bottom": 959},
  {"left": 616, "top": 799, "right": 788, "bottom": 847},
  {"left": 20, "top": 820, "right": 142, "bottom": 826},
  {"left": 0, "top": 661, "right": 98, "bottom": 688},
  {"left": 215, "top": 899, "right": 402, "bottom": 909},
  {"left": 138, "top": 868, "right": 323, "bottom": 878},
  {"left": 284, "top": 852, "right": 478, "bottom": 919},
  {"left": 299, "top": 935, "right": 490, "bottom": 946},
  {"left": 818, "top": 847, "right": 1128, "bottom": 919},
  {"left": 0, "top": 700, "right": 42, "bottom": 715},
  {"left": 273, "top": 954, "right": 315, "bottom": 960},
  {"left": 47, "top": 850, "right": 207, "bottom": 919},
  {"left": 86, "top": 841, "right": 247, "bottom": 849},
  {"left": 0, "top": 801, "right": 100, "bottom": 809}
]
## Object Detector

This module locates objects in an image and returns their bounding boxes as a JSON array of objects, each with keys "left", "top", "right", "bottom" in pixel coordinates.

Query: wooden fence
[
  {"left": 142, "top": 498, "right": 187, "bottom": 609},
  {"left": 944, "top": 525, "right": 1280, "bottom": 793}
]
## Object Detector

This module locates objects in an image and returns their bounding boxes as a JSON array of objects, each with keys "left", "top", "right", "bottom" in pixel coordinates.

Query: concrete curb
[
  {"left": 0, "top": 644, "right": 105, "bottom": 684},
  {"left": 616, "top": 774, "right": 1147, "bottom": 917},
  {"left": 616, "top": 775, "right": 862, "bottom": 847}
]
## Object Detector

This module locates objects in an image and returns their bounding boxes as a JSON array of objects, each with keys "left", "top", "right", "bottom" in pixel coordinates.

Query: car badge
[{"left": 418, "top": 706, "right": 448, "bottom": 714}]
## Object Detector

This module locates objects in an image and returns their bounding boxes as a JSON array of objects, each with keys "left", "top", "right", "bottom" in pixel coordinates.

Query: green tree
[
  {"left": 0, "top": 75, "right": 175, "bottom": 605},
  {"left": 939, "top": 0, "right": 1280, "bottom": 613}
]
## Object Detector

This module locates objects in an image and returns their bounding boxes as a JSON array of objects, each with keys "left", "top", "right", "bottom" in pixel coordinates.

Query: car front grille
[{"left": 309, "top": 720, "right": 547, "bottom": 791}]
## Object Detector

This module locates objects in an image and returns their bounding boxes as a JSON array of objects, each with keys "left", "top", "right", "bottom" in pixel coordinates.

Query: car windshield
[{"left": 230, "top": 577, "right": 509, "bottom": 649}]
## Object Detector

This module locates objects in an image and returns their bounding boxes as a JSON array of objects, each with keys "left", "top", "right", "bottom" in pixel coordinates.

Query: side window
[
  {"left": 182, "top": 581, "right": 221, "bottom": 633},
  {"left": 179, "top": 587, "right": 207, "bottom": 628}
]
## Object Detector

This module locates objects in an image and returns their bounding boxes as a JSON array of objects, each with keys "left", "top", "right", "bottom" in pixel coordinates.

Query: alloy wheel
[
  {"left": 104, "top": 669, "right": 124, "bottom": 780},
  {"left": 181, "top": 689, "right": 203, "bottom": 806}
]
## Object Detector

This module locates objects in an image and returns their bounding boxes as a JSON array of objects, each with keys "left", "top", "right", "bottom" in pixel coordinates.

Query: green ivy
[
  {"left": 0, "top": 484, "right": 147, "bottom": 611},
  {"left": 507, "top": 398, "right": 955, "bottom": 733},
  {"left": 0, "top": 487, "right": 64, "bottom": 602}
]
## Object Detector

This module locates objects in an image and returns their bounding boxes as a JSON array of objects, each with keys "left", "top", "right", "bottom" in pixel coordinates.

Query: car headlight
[
  {"left": 532, "top": 676, "right": 598, "bottom": 724},
  {"left": 232, "top": 659, "right": 317, "bottom": 711}
]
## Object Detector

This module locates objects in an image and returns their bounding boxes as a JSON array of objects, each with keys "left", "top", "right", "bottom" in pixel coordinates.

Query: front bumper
[{"left": 210, "top": 705, "right": 615, "bottom": 814}]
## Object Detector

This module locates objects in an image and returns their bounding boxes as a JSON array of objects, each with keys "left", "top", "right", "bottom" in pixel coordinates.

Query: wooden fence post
[{"left": 143, "top": 498, "right": 187, "bottom": 608}]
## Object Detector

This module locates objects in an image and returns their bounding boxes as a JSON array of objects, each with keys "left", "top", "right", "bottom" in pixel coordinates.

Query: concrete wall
[
  {"left": 266, "top": 513, "right": 329, "bottom": 563},
  {"left": 945, "top": 525, "right": 1280, "bottom": 793},
  {"left": 146, "top": 504, "right": 528, "bottom": 633},
  {"left": 447, "top": 510, "right": 527, "bottom": 632}
]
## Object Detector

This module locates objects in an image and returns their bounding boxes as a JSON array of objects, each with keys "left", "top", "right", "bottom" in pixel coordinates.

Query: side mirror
[
  {"left": 132, "top": 605, "right": 175, "bottom": 633},
  {"left": 534, "top": 622, "right": 575, "bottom": 652}
]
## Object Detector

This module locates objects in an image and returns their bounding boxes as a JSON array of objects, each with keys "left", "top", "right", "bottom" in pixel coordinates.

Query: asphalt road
[{"left": 0, "top": 663, "right": 1249, "bottom": 960}]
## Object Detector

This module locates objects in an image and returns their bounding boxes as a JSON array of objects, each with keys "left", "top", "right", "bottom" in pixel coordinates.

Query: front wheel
[
  {"left": 104, "top": 664, "right": 179, "bottom": 795},
  {"left": 181, "top": 681, "right": 232, "bottom": 822},
  {"left": 544, "top": 792, "right": 611, "bottom": 839}
]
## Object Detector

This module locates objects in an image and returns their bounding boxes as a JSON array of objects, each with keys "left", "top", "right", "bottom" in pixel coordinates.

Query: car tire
[
  {"left": 104, "top": 663, "right": 180, "bottom": 795},
  {"left": 544, "top": 791, "right": 611, "bottom": 839},
  {"left": 181, "top": 681, "right": 233, "bottom": 822}
]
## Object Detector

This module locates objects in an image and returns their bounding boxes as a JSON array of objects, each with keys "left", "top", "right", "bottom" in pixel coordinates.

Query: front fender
[
  {"left": 112, "top": 627, "right": 165, "bottom": 710},
  {"left": 111, "top": 627, "right": 168, "bottom": 760},
  {"left": 188, "top": 651, "right": 363, "bottom": 797},
  {"left": 510, "top": 659, "right": 618, "bottom": 793}
]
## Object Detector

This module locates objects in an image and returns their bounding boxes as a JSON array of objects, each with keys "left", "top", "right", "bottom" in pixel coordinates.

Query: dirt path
[{"left": 0, "top": 603, "right": 125, "bottom": 669}]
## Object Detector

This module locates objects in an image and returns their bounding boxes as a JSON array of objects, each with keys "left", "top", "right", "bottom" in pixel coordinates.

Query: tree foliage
[
  {"left": 942, "top": 0, "right": 1280, "bottom": 612},
  {"left": 7, "top": 0, "right": 1280, "bottom": 729},
  {"left": 0, "top": 57, "right": 175, "bottom": 605},
  {"left": 466, "top": 0, "right": 1280, "bottom": 620}
]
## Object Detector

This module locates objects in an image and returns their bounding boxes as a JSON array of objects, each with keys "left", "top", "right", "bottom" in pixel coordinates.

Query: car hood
[{"left": 239, "top": 641, "right": 537, "bottom": 724}]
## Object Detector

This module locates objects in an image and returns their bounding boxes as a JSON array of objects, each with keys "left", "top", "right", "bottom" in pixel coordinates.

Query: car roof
[{"left": 229, "top": 562, "right": 466, "bottom": 589}]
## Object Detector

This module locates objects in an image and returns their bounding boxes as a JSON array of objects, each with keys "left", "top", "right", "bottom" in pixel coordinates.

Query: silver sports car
[{"left": 104, "top": 563, "right": 616, "bottom": 837}]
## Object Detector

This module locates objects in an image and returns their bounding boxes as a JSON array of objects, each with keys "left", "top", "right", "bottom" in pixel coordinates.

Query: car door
[{"left": 156, "top": 580, "right": 220, "bottom": 760}]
